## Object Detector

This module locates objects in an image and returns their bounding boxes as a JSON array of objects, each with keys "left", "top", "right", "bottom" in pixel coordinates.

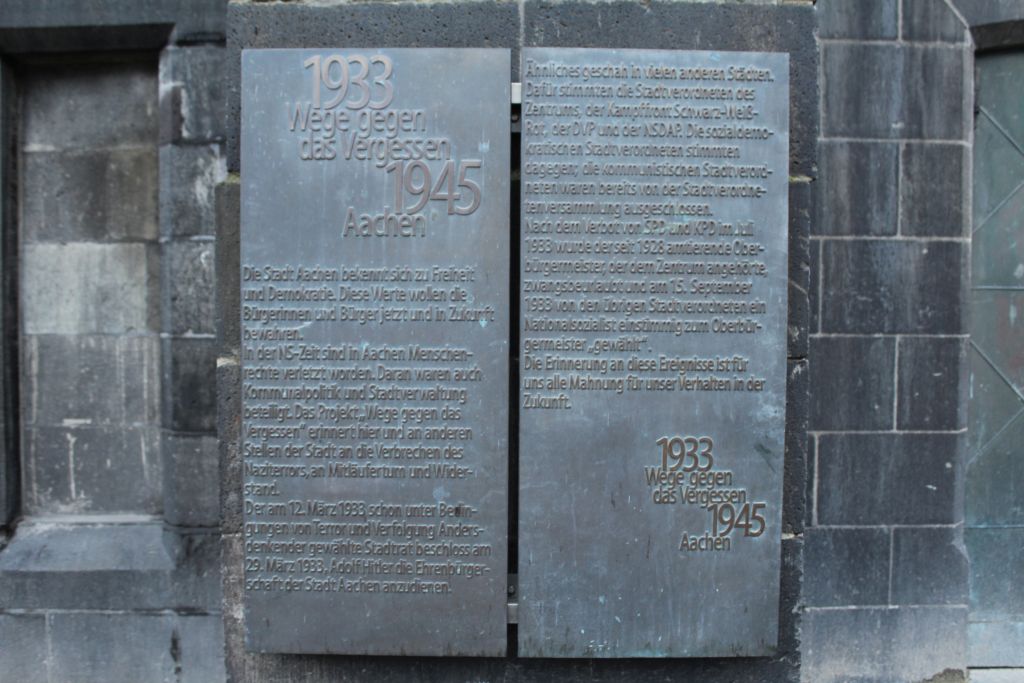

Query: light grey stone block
[{"left": 22, "top": 242, "right": 156, "bottom": 335}]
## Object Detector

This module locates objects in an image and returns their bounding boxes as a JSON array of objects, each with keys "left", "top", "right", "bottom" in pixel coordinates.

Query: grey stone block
[
  {"left": 160, "top": 144, "right": 225, "bottom": 237},
  {"left": 816, "top": 142, "right": 898, "bottom": 237},
  {"left": 22, "top": 242, "right": 158, "bottom": 335},
  {"left": 21, "top": 61, "right": 157, "bottom": 149},
  {"left": 902, "top": 0, "right": 968, "bottom": 42},
  {"left": 20, "top": 147, "right": 158, "bottom": 243},
  {"left": 218, "top": 355, "right": 242, "bottom": 534},
  {"left": 891, "top": 526, "right": 968, "bottom": 605},
  {"left": 822, "top": 43, "right": 965, "bottom": 140},
  {"left": 216, "top": 180, "right": 240, "bottom": 350},
  {"left": 165, "top": 239, "right": 216, "bottom": 335},
  {"left": 160, "top": 45, "right": 226, "bottom": 144},
  {"left": 901, "top": 143, "right": 966, "bottom": 237},
  {"left": 821, "top": 240, "right": 965, "bottom": 334},
  {"left": 22, "top": 425, "right": 161, "bottom": 515},
  {"left": 22, "top": 334, "right": 160, "bottom": 428},
  {"left": 802, "top": 606, "right": 967, "bottom": 683},
  {"left": 897, "top": 336, "right": 966, "bottom": 430},
  {"left": 804, "top": 527, "right": 890, "bottom": 607},
  {"left": 0, "top": 613, "right": 48, "bottom": 683},
  {"left": 164, "top": 337, "right": 217, "bottom": 433},
  {"left": 817, "top": 433, "right": 960, "bottom": 525},
  {"left": 163, "top": 433, "right": 219, "bottom": 528},
  {"left": 817, "top": 0, "right": 898, "bottom": 39},
  {"left": 810, "top": 336, "right": 896, "bottom": 431},
  {"left": 226, "top": 1, "right": 521, "bottom": 171},
  {"left": 966, "top": 527, "right": 1024, "bottom": 620}
]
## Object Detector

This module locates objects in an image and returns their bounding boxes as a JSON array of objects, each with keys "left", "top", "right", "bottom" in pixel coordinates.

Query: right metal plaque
[{"left": 518, "top": 48, "right": 790, "bottom": 657}]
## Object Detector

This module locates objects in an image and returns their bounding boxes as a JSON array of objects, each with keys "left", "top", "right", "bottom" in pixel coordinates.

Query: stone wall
[
  {"left": 0, "top": 0, "right": 1021, "bottom": 681},
  {"left": 0, "top": 2, "right": 227, "bottom": 681}
]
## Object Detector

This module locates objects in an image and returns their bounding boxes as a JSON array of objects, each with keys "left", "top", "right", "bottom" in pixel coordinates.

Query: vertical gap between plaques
[{"left": 507, "top": 97, "right": 521, "bottom": 653}]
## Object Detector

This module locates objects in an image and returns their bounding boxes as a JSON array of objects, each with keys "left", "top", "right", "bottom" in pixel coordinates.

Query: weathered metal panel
[
  {"left": 518, "top": 47, "right": 790, "bottom": 657},
  {"left": 241, "top": 48, "right": 510, "bottom": 656}
]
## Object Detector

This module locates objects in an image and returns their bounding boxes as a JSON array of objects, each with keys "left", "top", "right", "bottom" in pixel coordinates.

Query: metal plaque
[
  {"left": 518, "top": 48, "right": 789, "bottom": 657},
  {"left": 241, "top": 48, "right": 510, "bottom": 656}
]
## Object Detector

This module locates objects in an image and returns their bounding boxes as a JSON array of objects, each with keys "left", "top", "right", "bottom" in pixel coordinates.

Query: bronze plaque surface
[
  {"left": 518, "top": 47, "right": 790, "bottom": 657},
  {"left": 241, "top": 48, "right": 510, "bottom": 656}
]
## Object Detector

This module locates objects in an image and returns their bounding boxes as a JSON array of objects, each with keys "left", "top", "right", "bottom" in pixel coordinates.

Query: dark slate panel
[
  {"left": 810, "top": 335, "right": 895, "bottom": 431},
  {"left": 891, "top": 526, "right": 968, "bottom": 605},
  {"left": 519, "top": 47, "right": 790, "bottom": 658},
  {"left": 241, "top": 48, "right": 510, "bottom": 656},
  {"left": 820, "top": 240, "right": 965, "bottom": 334},
  {"left": 817, "top": 433, "right": 960, "bottom": 525},
  {"left": 815, "top": 141, "right": 898, "bottom": 237},
  {"left": 897, "top": 336, "right": 966, "bottom": 430},
  {"left": 804, "top": 527, "right": 890, "bottom": 607}
]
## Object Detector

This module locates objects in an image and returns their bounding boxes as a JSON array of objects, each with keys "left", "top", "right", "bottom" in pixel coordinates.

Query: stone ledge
[{"left": 0, "top": 518, "right": 220, "bottom": 611}]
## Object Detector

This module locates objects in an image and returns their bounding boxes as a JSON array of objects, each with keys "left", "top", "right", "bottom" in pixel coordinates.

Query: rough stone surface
[
  {"left": 817, "top": 433, "right": 961, "bottom": 525},
  {"left": 815, "top": 142, "right": 898, "bottom": 237},
  {"left": 810, "top": 336, "right": 895, "bottom": 430},
  {"left": 804, "top": 527, "right": 890, "bottom": 607}
]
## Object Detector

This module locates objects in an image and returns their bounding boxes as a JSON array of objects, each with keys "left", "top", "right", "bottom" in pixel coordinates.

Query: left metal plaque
[{"left": 240, "top": 48, "right": 510, "bottom": 656}]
